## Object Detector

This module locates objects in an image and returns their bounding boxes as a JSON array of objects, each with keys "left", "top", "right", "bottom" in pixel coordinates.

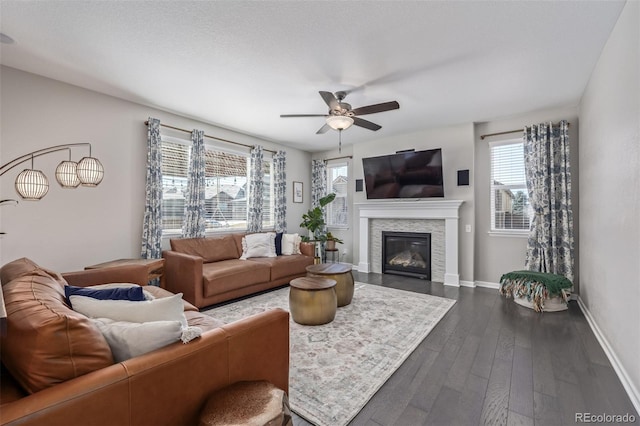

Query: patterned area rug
[{"left": 203, "top": 282, "right": 455, "bottom": 426}]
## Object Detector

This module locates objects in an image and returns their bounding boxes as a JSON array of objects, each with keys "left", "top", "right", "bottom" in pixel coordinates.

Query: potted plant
[
  {"left": 299, "top": 193, "right": 336, "bottom": 259},
  {"left": 325, "top": 231, "right": 343, "bottom": 251}
]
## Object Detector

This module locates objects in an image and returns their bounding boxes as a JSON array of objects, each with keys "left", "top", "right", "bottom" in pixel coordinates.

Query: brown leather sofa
[
  {"left": 0, "top": 258, "right": 289, "bottom": 426},
  {"left": 164, "top": 233, "right": 314, "bottom": 308}
]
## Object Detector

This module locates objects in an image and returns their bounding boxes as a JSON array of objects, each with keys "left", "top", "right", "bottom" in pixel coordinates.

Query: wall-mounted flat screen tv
[{"left": 362, "top": 148, "right": 444, "bottom": 199}]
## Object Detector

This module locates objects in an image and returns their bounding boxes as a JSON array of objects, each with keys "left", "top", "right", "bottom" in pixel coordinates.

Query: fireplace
[
  {"left": 356, "top": 200, "right": 463, "bottom": 286},
  {"left": 382, "top": 231, "right": 431, "bottom": 280}
]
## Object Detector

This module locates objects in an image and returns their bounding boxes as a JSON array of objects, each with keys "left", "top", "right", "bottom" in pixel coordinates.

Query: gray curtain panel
[
  {"left": 523, "top": 120, "right": 574, "bottom": 282},
  {"left": 273, "top": 150, "right": 287, "bottom": 233},
  {"left": 247, "top": 145, "right": 264, "bottom": 233},
  {"left": 182, "top": 129, "right": 206, "bottom": 238},
  {"left": 141, "top": 117, "right": 163, "bottom": 259},
  {"left": 311, "top": 159, "right": 328, "bottom": 238}
]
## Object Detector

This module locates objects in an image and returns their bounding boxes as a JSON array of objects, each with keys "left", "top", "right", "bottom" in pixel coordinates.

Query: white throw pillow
[
  {"left": 240, "top": 232, "right": 277, "bottom": 259},
  {"left": 92, "top": 318, "right": 184, "bottom": 362},
  {"left": 70, "top": 292, "right": 187, "bottom": 327},
  {"left": 281, "top": 233, "right": 302, "bottom": 255}
]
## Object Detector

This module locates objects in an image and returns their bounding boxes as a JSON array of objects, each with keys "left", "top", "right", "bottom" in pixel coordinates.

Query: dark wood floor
[{"left": 292, "top": 272, "right": 639, "bottom": 426}]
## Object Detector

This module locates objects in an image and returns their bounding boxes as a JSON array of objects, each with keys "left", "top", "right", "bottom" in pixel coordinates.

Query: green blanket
[{"left": 499, "top": 270, "right": 573, "bottom": 312}]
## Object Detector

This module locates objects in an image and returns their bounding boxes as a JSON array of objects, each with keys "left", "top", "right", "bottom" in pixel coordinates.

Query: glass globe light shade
[{"left": 326, "top": 115, "right": 354, "bottom": 131}]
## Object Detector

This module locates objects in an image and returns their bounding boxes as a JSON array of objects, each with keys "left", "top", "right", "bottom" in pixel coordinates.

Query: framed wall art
[{"left": 293, "top": 181, "right": 303, "bottom": 203}]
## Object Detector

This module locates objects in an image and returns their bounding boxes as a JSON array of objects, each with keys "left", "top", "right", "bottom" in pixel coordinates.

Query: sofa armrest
[
  {"left": 0, "top": 309, "right": 289, "bottom": 426},
  {"left": 62, "top": 265, "right": 148, "bottom": 287},
  {"left": 0, "top": 363, "right": 131, "bottom": 426},
  {"left": 123, "top": 308, "right": 289, "bottom": 426},
  {"left": 162, "top": 250, "right": 203, "bottom": 306}
]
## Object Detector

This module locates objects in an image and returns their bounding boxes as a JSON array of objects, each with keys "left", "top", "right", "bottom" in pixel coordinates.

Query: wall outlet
[{"left": 465, "top": 224, "right": 472, "bottom": 233}]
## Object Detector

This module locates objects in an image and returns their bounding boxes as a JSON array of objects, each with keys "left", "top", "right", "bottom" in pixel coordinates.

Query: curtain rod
[
  {"left": 324, "top": 155, "right": 353, "bottom": 163},
  {"left": 145, "top": 121, "right": 277, "bottom": 154},
  {"left": 480, "top": 122, "right": 570, "bottom": 140}
]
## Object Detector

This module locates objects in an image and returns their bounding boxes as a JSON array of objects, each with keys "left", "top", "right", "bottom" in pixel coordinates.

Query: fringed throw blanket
[{"left": 499, "top": 270, "right": 573, "bottom": 312}]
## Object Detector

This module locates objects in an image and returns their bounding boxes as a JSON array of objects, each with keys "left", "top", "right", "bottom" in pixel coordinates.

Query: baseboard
[
  {"left": 474, "top": 280, "right": 500, "bottom": 289},
  {"left": 577, "top": 296, "right": 640, "bottom": 415},
  {"left": 459, "top": 280, "right": 476, "bottom": 288}
]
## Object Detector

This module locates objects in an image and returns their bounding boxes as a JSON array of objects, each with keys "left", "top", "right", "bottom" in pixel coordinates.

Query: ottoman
[
  {"left": 289, "top": 276, "right": 337, "bottom": 325},
  {"left": 305, "top": 263, "right": 354, "bottom": 307},
  {"left": 198, "top": 381, "right": 292, "bottom": 426},
  {"left": 499, "top": 270, "right": 573, "bottom": 312}
]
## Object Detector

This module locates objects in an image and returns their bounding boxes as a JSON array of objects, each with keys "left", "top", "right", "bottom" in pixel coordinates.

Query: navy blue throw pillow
[
  {"left": 275, "top": 232, "right": 284, "bottom": 256},
  {"left": 65, "top": 285, "right": 145, "bottom": 308}
]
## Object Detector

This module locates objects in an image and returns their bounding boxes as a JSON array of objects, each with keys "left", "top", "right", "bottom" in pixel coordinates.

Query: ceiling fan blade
[
  {"left": 353, "top": 117, "right": 382, "bottom": 131},
  {"left": 280, "top": 114, "right": 329, "bottom": 118},
  {"left": 351, "top": 101, "right": 400, "bottom": 116},
  {"left": 319, "top": 91, "right": 339, "bottom": 110},
  {"left": 316, "top": 123, "right": 331, "bottom": 134}
]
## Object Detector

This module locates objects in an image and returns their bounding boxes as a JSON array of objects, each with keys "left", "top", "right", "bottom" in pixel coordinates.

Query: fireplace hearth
[{"left": 382, "top": 231, "right": 431, "bottom": 280}]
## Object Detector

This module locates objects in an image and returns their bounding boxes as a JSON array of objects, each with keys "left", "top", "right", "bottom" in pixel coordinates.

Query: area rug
[{"left": 203, "top": 283, "right": 455, "bottom": 426}]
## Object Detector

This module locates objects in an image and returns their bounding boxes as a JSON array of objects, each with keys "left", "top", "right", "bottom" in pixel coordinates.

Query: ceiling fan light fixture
[{"left": 326, "top": 115, "right": 354, "bottom": 131}]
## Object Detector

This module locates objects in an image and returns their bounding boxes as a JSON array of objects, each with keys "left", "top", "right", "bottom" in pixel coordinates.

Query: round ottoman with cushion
[{"left": 198, "top": 381, "right": 292, "bottom": 426}]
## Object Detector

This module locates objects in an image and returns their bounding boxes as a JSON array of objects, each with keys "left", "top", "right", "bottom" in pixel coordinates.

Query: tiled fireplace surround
[{"left": 356, "top": 200, "right": 464, "bottom": 286}]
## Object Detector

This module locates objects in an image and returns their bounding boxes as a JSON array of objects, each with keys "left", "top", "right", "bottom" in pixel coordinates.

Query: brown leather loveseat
[
  {"left": 164, "top": 232, "right": 314, "bottom": 308},
  {"left": 0, "top": 258, "right": 289, "bottom": 426}
]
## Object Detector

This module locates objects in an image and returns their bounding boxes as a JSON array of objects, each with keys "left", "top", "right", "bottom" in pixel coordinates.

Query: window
[
  {"left": 161, "top": 136, "right": 273, "bottom": 234},
  {"left": 490, "top": 140, "right": 531, "bottom": 233},
  {"left": 326, "top": 161, "right": 349, "bottom": 228}
]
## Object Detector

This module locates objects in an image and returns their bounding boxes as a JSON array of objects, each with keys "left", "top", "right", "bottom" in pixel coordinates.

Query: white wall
[
  {"left": 578, "top": 0, "right": 640, "bottom": 410},
  {"left": 0, "top": 66, "right": 311, "bottom": 271},
  {"left": 317, "top": 123, "right": 476, "bottom": 283},
  {"left": 473, "top": 105, "right": 580, "bottom": 287}
]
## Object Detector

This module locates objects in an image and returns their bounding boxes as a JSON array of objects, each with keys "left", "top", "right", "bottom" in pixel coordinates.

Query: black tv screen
[{"left": 362, "top": 148, "right": 444, "bottom": 199}]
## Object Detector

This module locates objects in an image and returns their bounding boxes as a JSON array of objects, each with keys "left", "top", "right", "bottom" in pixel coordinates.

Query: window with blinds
[
  {"left": 161, "top": 137, "right": 273, "bottom": 234},
  {"left": 326, "top": 161, "right": 349, "bottom": 228},
  {"left": 489, "top": 140, "right": 531, "bottom": 233}
]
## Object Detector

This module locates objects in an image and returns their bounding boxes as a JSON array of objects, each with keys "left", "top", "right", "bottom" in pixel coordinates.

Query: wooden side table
[{"left": 85, "top": 258, "right": 165, "bottom": 287}]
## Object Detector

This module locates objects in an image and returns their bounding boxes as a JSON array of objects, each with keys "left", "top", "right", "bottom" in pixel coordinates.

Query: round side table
[
  {"left": 289, "top": 277, "right": 337, "bottom": 325},
  {"left": 306, "top": 263, "right": 354, "bottom": 307}
]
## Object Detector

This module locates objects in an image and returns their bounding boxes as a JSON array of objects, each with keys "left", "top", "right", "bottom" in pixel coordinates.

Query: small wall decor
[{"left": 293, "top": 181, "right": 303, "bottom": 203}]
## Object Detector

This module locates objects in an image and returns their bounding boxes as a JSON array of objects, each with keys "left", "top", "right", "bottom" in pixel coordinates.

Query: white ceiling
[{"left": 0, "top": 1, "right": 626, "bottom": 152}]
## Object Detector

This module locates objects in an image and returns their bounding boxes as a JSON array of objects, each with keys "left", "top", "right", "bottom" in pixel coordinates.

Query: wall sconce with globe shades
[{"left": 0, "top": 143, "right": 104, "bottom": 201}]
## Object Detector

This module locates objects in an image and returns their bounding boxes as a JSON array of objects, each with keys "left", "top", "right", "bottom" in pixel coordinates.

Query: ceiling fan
[{"left": 280, "top": 91, "right": 400, "bottom": 134}]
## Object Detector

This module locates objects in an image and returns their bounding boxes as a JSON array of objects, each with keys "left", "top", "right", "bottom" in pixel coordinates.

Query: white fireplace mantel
[{"left": 355, "top": 200, "right": 464, "bottom": 286}]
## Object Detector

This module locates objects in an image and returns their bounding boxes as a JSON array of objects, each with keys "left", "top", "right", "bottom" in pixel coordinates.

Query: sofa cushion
[
  {"left": 70, "top": 292, "right": 188, "bottom": 327},
  {"left": 91, "top": 318, "right": 185, "bottom": 362},
  {"left": 240, "top": 232, "right": 277, "bottom": 259},
  {"left": 170, "top": 235, "right": 239, "bottom": 262},
  {"left": 281, "top": 233, "right": 301, "bottom": 255},
  {"left": 202, "top": 259, "right": 271, "bottom": 298},
  {"left": 143, "top": 285, "right": 199, "bottom": 312},
  {"left": 275, "top": 232, "right": 284, "bottom": 255},
  {"left": 65, "top": 285, "right": 146, "bottom": 306},
  {"left": 250, "top": 255, "right": 314, "bottom": 281},
  {"left": 0, "top": 257, "right": 66, "bottom": 287},
  {"left": 184, "top": 310, "right": 224, "bottom": 332},
  {"left": 0, "top": 259, "right": 114, "bottom": 394}
]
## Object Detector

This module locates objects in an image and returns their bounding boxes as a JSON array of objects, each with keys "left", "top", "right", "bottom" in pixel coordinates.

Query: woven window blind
[
  {"left": 160, "top": 137, "right": 272, "bottom": 234},
  {"left": 489, "top": 141, "right": 531, "bottom": 232}
]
